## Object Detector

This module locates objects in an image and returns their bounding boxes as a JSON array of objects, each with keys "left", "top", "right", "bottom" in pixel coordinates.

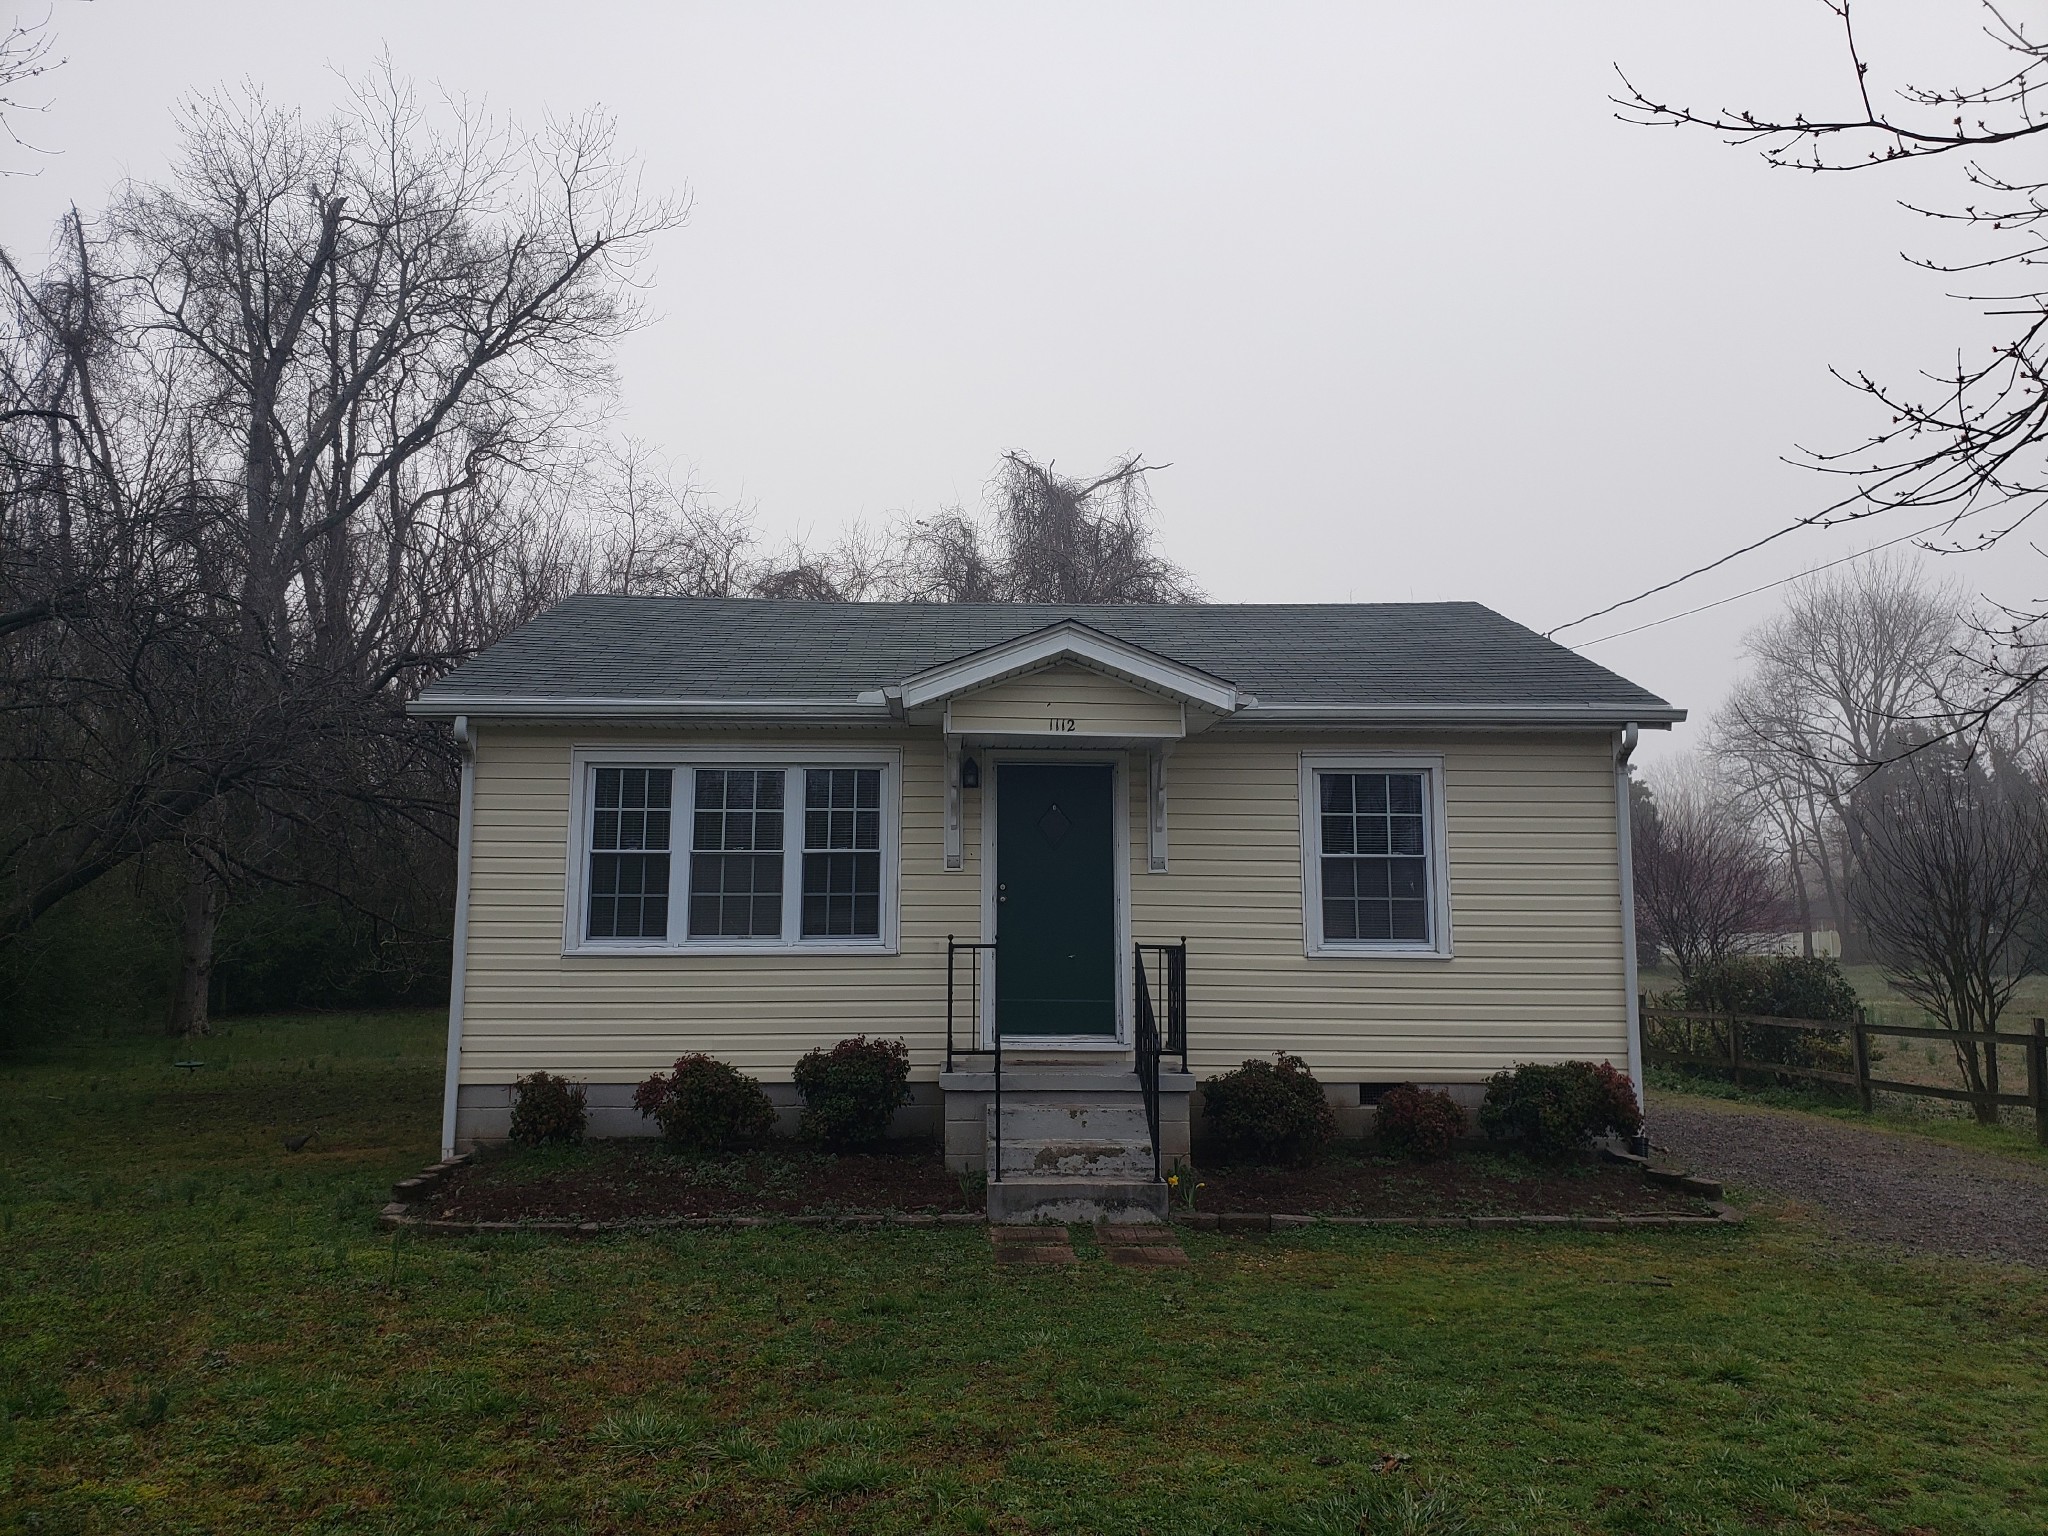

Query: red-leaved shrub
[
  {"left": 1373, "top": 1085, "right": 1465, "bottom": 1160},
  {"left": 1199, "top": 1053, "right": 1338, "bottom": 1166},
  {"left": 793, "top": 1036, "right": 912, "bottom": 1149},
  {"left": 633, "top": 1054, "right": 777, "bottom": 1152},
  {"left": 509, "top": 1071, "right": 587, "bottom": 1147},
  {"left": 1479, "top": 1060, "right": 1643, "bottom": 1156}
]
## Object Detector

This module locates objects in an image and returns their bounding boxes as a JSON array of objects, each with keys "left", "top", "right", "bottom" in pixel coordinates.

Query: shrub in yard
[
  {"left": 1679, "top": 955, "right": 1857, "bottom": 1022},
  {"left": 1673, "top": 956, "right": 1857, "bottom": 1076},
  {"left": 793, "top": 1036, "right": 912, "bottom": 1149},
  {"left": 633, "top": 1055, "right": 778, "bottom": 1152},
  {"left": 1373, "top": 1085, "right": 1466, "bottom": 1160},
  {"left": 1479, "top": 1061, "right": 1642, "bottom": 1156},
  {"left": 1198, "top": 1053, "right": 1338, "bottom": 1165},
  {"left": 508, "top": 1071, "right": 588, "bottom": 1147}
]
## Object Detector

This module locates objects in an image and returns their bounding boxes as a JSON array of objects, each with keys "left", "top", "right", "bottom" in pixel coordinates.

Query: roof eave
[
  {"left": 1221, "top": 703, "right": 1686, "bottom": 729},
  {"left": 406, "top": 696, "right": 896, "bottom": 723}
]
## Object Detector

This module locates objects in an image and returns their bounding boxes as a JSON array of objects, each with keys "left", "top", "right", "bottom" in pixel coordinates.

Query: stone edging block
[
  {"left": 1172, "top": 1205, "right": 1743, "bottom": 1233},
  {"left": 377, "top": 1152, "right": 1744, "bottom": 1238}
]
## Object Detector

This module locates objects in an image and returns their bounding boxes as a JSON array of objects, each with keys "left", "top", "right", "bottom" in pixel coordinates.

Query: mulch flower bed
[
  {"left": 1180, "top": 1145, "right": 1717, "bottom": 1219},
  {"left": 427, "top": 1139, "right": 976, "bottom": 1223}
]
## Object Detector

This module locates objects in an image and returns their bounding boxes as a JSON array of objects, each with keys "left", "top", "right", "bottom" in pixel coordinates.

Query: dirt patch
[
  {"left": 1186, "top": 1146, "right": 1714, "bottom": 1218},
  {"left": 431, "top": 1139, "right": 975, "bottom": 1222},
  {"left": 1650, "top": 1093, "right": 2048, "bottom": 1266}
]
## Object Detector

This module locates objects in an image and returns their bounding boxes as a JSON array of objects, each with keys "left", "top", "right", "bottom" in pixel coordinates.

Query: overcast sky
[{"left": 4, "top": 1, "right": 2033, "bottom": 763}]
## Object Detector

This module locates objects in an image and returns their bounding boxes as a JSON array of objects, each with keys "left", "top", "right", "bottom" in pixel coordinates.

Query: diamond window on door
[{"left": 1037, "top": 802, "right": 1071, "bottom": 845}]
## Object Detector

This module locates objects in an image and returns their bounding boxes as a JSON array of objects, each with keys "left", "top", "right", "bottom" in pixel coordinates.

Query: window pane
[
  {"left": 1390, "top": 815, "right": 1424, "bottom": 856},
  {"left": 684, "top": 768, "right": 790, "bottom": 939},
  {"left": 795, "top": 770, "right": 882, "bottom": 940},
  {"left": 1321, "top": 813, "right": 1354, "bottom": 855},
  {"left": 801, "top": 848, "right": 881, "bottom": 938},
  {"left": 1323, "top": 896, "right": 1357, "bottom": 941},
  {"left": 1316, "top": 770, "right": 1431, "bottom": 948},
  {"left": 689, "top": 851, "right": 783, "bottom": 938},
  {"left": 1391, "top": 900, "right": 1428, "bottom": 941},
  {"left": 587, "top": 768, "right": 672, "bottom": 940}
]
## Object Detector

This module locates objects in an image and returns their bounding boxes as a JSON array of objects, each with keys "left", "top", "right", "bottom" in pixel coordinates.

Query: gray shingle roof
[{"left": 414, "top": 596, "right": 1679, "bottom": 721}]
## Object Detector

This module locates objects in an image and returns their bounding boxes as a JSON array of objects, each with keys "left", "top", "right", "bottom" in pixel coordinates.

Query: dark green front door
[{"left": 995, "top": 762, "right": 1117, "bottom": 1037}]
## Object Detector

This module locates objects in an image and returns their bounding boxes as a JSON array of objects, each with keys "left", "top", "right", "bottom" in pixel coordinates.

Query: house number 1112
[{"left": 1048, "top": 717, "right": 1076, "bottom": 732}]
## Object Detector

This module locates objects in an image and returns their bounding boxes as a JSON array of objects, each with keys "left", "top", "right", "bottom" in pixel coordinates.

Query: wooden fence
[{"left": 1640, "top": 1000, "right": 2048, "bottom": 1146}]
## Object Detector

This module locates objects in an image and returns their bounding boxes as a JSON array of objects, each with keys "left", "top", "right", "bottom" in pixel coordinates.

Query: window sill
[
  {"left": 1303, "top": 943, "right": 1454, "bottom": 961},
  {"left": 564, "top": 941, "right": 899, "bottom": 959}
]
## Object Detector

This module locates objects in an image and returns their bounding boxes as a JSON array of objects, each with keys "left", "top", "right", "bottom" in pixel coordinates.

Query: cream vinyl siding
[
  {"left": 456, "top": 725, "right": 1626, "bottom": 1087},
  {"left": 945, "top": 664, "right": 1183, "bottom": 737},
  {"left": 1131, "top": 732, "right": 1628, "bottom": 1080},
  {"left": 459, "top": 727, "right": 981, "bottom": 1085}
]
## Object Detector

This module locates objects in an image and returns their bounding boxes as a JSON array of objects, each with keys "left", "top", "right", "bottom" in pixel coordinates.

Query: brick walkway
[{"left": 989, "top": 1224, "right": 1189, "bottom": 1267}]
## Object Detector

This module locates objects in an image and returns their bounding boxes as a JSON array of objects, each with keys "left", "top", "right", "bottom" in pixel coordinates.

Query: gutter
[
  {"left": 1614, "top": 722, "right": 1646, "bottom": 1133},
  {"left": 441, "top": 715, "right": 477, "bottom": 1159},
  {"left": 407, "top": 695, "right": 1684, "bottom": 730},
  {"left": 1228, "top": 702, "right": 1685, "bottom": 728},
  {"left": 408, "top": 696, "right": 896, "bottom": 723}
]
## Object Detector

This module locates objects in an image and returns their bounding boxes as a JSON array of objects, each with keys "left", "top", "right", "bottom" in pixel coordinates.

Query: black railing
[
  {"left": 1134, "top": 940, "right": 1189, "bottom": 1182},
  {"left": 946, "top": 937, "right": 1001, "bottom": 1179}
]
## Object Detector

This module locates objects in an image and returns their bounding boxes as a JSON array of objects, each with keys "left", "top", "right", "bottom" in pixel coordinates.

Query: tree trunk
[
  {"left": 1790, "top": 852, "right": 1814, "bottom": 960},
  {"left": 1952, "top": 1033, "right": 1999, "bottom": 1126},
  {"left": 167, "top": 855, "right": 226, "bottom": 1038}
]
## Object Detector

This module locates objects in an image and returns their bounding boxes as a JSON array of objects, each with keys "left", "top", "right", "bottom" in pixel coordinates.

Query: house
[{"left": 411, "top": 596, "right": 1682, "bottom": 1220}]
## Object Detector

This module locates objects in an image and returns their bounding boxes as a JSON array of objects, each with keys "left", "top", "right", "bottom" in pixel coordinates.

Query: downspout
[
  {"left": 1614, "top": 723, "right": 1645, "bottom": 1128},
  {"left": 441, "top": 715, "right": 477, "bottom": 1159}
]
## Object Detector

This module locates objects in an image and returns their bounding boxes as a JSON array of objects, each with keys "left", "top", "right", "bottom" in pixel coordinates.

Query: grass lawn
[{"left": 5, "top": 1013, "right": 2048, "bottom": 1534}]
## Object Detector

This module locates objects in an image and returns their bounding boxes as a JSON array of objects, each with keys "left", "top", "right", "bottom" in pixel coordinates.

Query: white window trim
[
  {"left": 1298, "top": 752, "right": 1452, "bottom": 959},
  {"left": 563, "top": 745, "right": 902, "bottom": 957}
]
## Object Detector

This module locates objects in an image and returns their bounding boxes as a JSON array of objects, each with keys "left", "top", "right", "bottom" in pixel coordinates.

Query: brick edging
[
  {"left": 1172, "top": 1204, "right": 1743, "bottom": 1234},
  {"left": 378, "top": 1149, "right": 1742, "bottom": 1237}
]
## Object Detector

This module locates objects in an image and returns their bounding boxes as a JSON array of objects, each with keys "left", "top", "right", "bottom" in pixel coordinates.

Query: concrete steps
[{"left": 983, "top": 1091, "right": 1167, "bottom": 1224}]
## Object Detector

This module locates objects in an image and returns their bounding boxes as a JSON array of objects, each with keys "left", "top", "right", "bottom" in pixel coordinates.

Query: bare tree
[
  {"left": 0, "top": 64, "right": 682, "bottom": 1032},
  {"left": 1711, "top": 554, "right": 1965, "bottom": 955},
  {"left": 0, "top": 5, "right": 61, "bottom": 170},
  {"left": 762, "top": 450, "right": 1203, "bottom": 604},
  {"left": 1847, "top": 733, "right": 2048, "bottom": 1122},
  {"left": 1619, "top": 1, "right": 2048, "bottom": 727},
  {"left": 577, "top": 440, "right": 755, "bottom": 598},
  {"left": 1633, "top": 762, "right": 1788, "bottom": 985}
]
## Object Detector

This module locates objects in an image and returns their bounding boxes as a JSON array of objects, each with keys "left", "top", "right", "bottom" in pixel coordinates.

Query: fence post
[
  {"left": 2031, "top": 1018, "right": 2047, "bottom": 1149},
  {"left": 1851, "top": 1007, "right": 1873, "bottom": 1114},
  {"left": 1729, "top": 1012, "right": 1743, "bottom": 1091}
]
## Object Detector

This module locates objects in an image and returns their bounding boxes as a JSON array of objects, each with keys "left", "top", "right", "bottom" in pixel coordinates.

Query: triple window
[
  {"left": 576, "top": 758, "right": 893, "bottom": 951},
  {"left": 1301, "top": 757, "right": 1448, "bottom": 956}
]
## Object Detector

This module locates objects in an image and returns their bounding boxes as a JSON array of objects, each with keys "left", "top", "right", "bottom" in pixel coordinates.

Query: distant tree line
[
  {"left": 0, "top": 67, "right": 1198, "bottom": 1039},
  {"left": 1633, "top": 557, "right": 2048, "bottom": 1122}
]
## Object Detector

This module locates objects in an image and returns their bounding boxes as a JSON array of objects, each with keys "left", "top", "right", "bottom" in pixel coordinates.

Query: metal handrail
[
  {"left": 1134, "top": 940, "right": 1189, "bottom": 1183},
  {"left": 946, "top": 936, "right": 1000, "bottom": 1178}
]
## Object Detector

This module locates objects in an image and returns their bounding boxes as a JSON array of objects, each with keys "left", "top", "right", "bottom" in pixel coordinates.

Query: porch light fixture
[{"left": 959, "top": 756, "right": 980, "bottom": 789}]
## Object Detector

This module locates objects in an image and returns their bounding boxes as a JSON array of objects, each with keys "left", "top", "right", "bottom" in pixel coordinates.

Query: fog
[{"left": 6, "top": 0, "right": 2034, "bottom": 759}]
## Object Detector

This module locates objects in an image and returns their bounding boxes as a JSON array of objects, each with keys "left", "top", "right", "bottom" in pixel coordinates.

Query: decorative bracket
[
  {"left": 1147, "top": 744, "right": 1171, "bottom": 873},
  {"left": 945, "top": 735, "right": 964, "bottom": 871}
]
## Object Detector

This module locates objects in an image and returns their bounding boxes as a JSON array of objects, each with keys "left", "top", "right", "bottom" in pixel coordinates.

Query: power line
[
  {"left": 1569, "top": 516, "right": 1960, "bottom": 649},
  {"left": 1542, "top": 512, "right": 1846, "bottom": 638}
]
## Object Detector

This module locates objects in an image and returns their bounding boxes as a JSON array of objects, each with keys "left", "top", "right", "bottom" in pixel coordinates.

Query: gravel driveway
[{"left": 1649, "top": 1093, "right": 2048, "bottom": 1267}]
